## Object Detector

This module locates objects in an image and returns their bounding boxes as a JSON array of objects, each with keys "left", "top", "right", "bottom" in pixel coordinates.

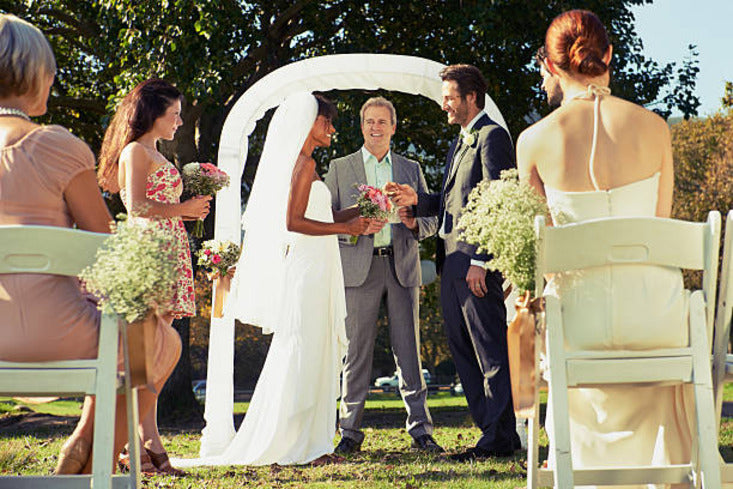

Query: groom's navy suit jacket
[
  {"left": 415, "top": 113, "right": 514, "bottom": 277},
  {"left": 414, "top": 112, "right": 519, "bottom": 452}
]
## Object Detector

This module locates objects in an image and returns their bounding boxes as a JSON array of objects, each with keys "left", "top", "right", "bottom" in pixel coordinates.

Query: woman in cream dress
[{"left": 517, "top": 9, "right": 692, "bottom": 489}]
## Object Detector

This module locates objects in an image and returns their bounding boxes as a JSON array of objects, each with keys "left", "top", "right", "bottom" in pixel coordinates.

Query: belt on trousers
[{"left": 373, "top": 246, "right": 393, "bottom": 256}]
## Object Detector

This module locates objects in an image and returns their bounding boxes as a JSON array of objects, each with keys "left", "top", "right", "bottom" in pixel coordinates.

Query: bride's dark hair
[
  {"left": 545, "top": 9, "right": 610, "bottom": 78},
  {"left": 98, "top": 79, "right": 183, "bottom": 193},
  {"left": 314, "top": 93, "right": 337, "bottom": 121}
]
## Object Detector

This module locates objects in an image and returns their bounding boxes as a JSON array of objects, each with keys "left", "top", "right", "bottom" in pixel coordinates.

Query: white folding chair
[
  {"left": 527, "top": 211, "right": 721, "bottom": 488},
  {"left": 0, "top": 225, "right": 140, "bottom": 489},
  {"left": 713, "top": 210, "right": 733, "bottom": 483}
]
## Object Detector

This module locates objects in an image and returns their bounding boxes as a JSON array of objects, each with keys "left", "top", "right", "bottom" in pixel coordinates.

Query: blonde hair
[
  {"left": 360, "top": 96, "right": 396, "bottom": 125},
  {"left": 0, "top": 14, "right": 56, "bottom": 98}
]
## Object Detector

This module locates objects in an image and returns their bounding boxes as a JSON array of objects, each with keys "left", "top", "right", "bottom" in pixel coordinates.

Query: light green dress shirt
[{"left": 361, "top": 146, "right": 392, "bottom": 248}]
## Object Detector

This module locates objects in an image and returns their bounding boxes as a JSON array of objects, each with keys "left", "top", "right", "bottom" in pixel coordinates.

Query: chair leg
[
  {"left": 689, "top": 292, "right": 722, "bottom": 489},
  {"left": 121, "top": 320, "right": 141, "bottom": 489},
  {"left": 527, "top": 412, "right": 540, "bottom": 489},
  {"left": 545, "top": 297, "right": 573, "bottom": 488},
  {"left": 91, "top": 314, "right": 121, "bottom": 489},
  {"left": 527, "top": 327, "right": 542, "bottom": 489}
]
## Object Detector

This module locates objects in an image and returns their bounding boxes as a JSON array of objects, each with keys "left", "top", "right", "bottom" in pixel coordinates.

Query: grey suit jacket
[{"left": 324, "top": 150, "right": 438, "bottom": 288}]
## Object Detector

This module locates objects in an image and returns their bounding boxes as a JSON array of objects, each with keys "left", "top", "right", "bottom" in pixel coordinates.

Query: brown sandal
[
  {"left": 118, "top": 447, "right": 165, "bottom": 476},
  {"left": 145, "top": 448, "right": 187, "bottom": 476}
]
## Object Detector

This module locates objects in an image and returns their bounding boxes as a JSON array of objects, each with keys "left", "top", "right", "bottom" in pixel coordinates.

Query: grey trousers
[{"left": 339, "top": 254, "right": 433, "bottom": 443}]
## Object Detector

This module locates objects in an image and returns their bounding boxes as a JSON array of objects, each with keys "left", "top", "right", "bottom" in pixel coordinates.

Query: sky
[{"left": 632, "top": 0, "right": 733, "bottom": 117}]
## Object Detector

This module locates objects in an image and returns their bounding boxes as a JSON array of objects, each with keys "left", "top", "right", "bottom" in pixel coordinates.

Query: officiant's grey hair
[
  {"left": 360, "top": 96, "right": 396, "bottom": 126},
  {"left": 0, "top": 14, "right": 56, "bottom": 98}
]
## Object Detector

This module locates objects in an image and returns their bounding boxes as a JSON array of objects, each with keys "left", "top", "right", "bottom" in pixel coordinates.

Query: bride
[{"left": 180, "top": 92, "right": 371, "bottom": 466}]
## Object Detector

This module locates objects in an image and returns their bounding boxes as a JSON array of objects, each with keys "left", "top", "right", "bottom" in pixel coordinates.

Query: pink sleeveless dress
[{"left": 0, "top": 126, "right": 100, "bottom": 361}]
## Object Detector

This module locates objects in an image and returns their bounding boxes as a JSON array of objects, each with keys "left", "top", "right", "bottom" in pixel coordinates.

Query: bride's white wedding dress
[
  {"left": 178, "top": 180, "right": 347, "bottom": 466},
  {"left": 543, "top": 89, "right": 694, "bottom": 489}
]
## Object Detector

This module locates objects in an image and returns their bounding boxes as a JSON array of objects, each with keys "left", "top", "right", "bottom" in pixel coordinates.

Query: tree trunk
[{"left": 157, "top": 316, "right": 204, "bottom": 428}]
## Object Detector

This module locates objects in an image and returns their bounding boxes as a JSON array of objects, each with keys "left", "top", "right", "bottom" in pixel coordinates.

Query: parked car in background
[
  {"left": 192, "top": 380, "right": 206, "bottom": 402},
  {"left": 373, "top": 369, "right": 432, "bottom": 392}
]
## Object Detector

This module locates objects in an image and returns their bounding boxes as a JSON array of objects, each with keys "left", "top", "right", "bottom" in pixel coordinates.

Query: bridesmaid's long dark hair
[{"left": 97, "top": 78, "right": 182, "bottom": 194}]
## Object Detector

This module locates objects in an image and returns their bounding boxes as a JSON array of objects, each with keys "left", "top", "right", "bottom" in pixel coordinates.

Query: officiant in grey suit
[{"left": 324, "top": 97, "right": 441, "bottom": 454}]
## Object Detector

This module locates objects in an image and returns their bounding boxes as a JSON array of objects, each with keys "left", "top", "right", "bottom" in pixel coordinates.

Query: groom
[
  {"left": 387, "top": 64, "right": 520, "bottom": 460},
  {"left": 325, "top": 96, "right": 440, "bottom": 454}
]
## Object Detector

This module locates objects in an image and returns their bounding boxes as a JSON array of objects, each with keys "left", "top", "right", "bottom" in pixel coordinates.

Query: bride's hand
[{"left": 345, "top": 216, "right": 370, "bottom": 236}]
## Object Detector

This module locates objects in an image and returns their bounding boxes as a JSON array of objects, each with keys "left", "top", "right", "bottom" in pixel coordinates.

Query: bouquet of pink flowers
[
  {"left": 182, "top": 162, "right": 230, "bottom": 238},
  {"left": 196, "top": 239, "right": 241, "bottom": 278},
  {"left": 196, "top": 239, "right": 241, "bottom": 318},
  {"left": 351, "top": 184, "right": 393, "bottom": 244}
]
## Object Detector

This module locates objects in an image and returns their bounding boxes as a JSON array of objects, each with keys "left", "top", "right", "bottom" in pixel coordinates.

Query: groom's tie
[
  {"left": 439, "top": 138, "right": 463, "bottom": 239},
  {"left": 446, "top": 137, "right": 463, "bottom": 185}
]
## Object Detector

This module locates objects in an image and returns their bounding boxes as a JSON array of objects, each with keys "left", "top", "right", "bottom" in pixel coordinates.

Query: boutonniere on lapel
[{"left": 461, "top": 128, "right": 478, "bottom": 147}]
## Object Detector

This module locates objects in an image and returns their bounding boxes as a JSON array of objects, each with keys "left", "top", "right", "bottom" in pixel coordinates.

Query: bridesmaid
[{"left": 97, "top": 78, "right": 210, "bottom": 475}]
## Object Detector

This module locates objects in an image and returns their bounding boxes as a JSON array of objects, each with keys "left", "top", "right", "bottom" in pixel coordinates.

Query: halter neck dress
[{"left": 543, "top": 86, "right": 693, "bottom": 489}]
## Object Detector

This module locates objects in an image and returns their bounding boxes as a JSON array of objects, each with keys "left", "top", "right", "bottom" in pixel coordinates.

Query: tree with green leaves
[{"left": 2, "top": 0, "right": 700, "bottom": 421}]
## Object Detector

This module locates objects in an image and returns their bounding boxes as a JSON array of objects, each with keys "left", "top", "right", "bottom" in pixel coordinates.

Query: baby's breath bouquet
[
  {"left": 457, "top": 169, "right": 549, "bottom": 293},
  {"left": 80, "top": 216, "right": 178, "bottom": 323}
]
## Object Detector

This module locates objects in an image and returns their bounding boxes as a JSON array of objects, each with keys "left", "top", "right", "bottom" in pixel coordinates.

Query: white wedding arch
[{"left": 201, "top": 53, "right": 509, "bottom": 457}]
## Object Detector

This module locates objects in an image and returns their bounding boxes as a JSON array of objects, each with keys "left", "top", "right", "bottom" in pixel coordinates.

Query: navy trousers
[{"left": 440, "top": 253, "right": 519, "bottom": 452}]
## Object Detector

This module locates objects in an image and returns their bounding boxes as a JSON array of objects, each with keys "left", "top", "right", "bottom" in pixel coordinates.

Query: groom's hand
[
  {"left": 466, "top": 265, "right": 488, "bottom": 298},
  {"left": 385, "top": 182, "right": 418, "bottom": 206},
  {"left": 398, "top": 206, "right": 417, "bottom": 231}
]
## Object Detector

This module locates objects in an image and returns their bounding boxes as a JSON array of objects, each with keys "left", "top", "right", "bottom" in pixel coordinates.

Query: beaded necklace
[{"left": 0, "top": 107, "right": 30, "bottom": 121}]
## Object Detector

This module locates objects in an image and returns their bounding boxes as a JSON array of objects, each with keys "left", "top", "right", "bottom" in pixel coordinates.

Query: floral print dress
[{"left": 122, "top": 160, "right": 195, "bottom": 318}]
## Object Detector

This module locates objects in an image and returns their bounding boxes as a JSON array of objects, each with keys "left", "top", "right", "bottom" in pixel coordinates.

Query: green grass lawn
[{"left": 0, "top": 390, "right": 730, "bottom": 488}]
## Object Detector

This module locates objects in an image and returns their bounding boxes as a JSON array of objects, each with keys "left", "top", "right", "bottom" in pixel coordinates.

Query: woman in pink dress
[
  {"left": 97, "top": 78, "right": 211, "bottom": 475},
  {"left": 0, "top": 14, "right": 165, "bottom": 476}
]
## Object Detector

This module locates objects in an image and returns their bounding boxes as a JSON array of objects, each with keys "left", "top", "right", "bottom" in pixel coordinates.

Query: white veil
[{"left": 226, "top": 92, "right": 318, "bottom": 333}]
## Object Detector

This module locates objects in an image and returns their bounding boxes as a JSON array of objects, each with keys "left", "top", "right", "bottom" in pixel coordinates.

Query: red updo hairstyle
[{"left": 545, "top": 9, "right": 610, "bottom": 78}]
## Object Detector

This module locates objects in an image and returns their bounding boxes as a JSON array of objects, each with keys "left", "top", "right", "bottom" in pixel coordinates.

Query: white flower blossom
[
  {"left": 79, "top": 217, "right": 178, "bottom": 323},
  {"left": 457, "top": 169, "right": 549, "bottom": 292}
]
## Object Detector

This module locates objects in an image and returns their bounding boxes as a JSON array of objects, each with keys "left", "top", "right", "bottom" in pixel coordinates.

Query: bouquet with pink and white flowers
[
  {"left": 196, "top": 239, "right": 241, "bottom": 279},
  {"left": 350, "top": 184, "right": 393, "bottom": 244},
  {"left": 196, "top": 239, "right": 241, "bottom": 318},
  {"left": 182, "top": 162, "right": 230, "bottom": 238}
]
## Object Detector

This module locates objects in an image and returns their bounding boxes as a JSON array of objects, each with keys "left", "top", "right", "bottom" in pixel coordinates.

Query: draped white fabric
[
  {"left": 225, "top": 93, "right": 317, "bottom": 334},
  {"left": 202, "top": 54, "right": 508, "bottom": 457}
]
